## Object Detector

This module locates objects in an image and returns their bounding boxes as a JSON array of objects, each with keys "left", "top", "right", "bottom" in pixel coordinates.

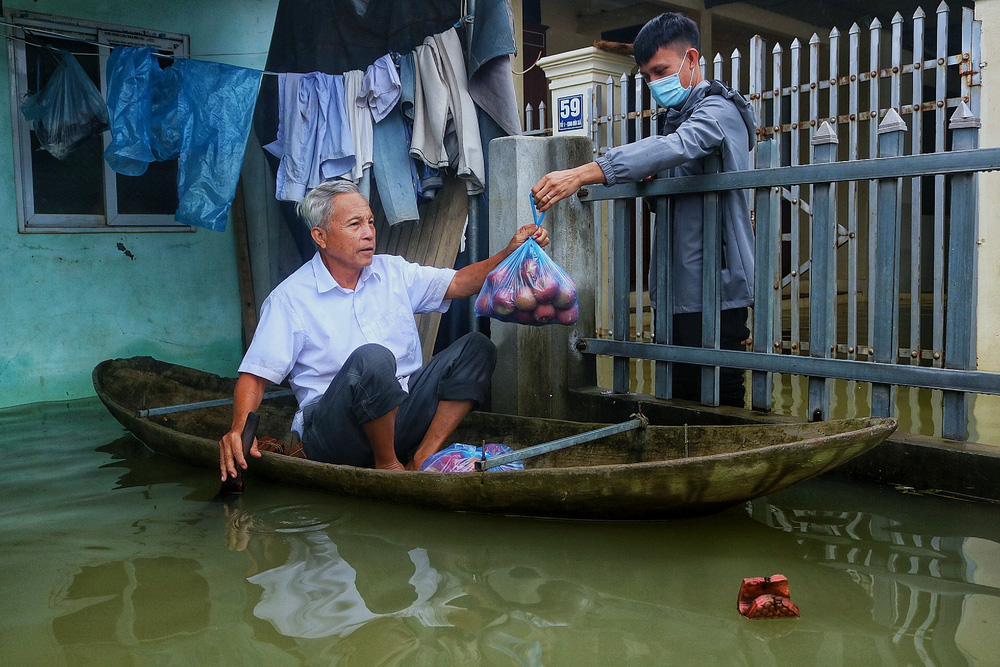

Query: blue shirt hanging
[
  {"left": 105, "top": 47, "right": 263, "bottom": 231},
  {"left": 263, "top": 72, "right": 356, "bottom": 203}
]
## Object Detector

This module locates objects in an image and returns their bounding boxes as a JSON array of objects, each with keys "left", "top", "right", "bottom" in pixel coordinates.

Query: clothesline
[
  {"left": 6, "top": 33, "right": 272, "bottom": 59},
  {"left": 1, "top": 23, "right": 285, "bottom": 75},
  {"left": 13, "top": 2, "right": 514, "bottom": 232},
  {"left": 1, "top": 14, "right": 477, "bottom": 77}
]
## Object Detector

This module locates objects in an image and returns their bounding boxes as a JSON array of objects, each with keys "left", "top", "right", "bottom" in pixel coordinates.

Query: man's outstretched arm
[
  {"left": 444, "top": 224, "right": 549, "bottom": 299},
  {"left": 531, "top": 162, "right": 606, "bottom": 212}
]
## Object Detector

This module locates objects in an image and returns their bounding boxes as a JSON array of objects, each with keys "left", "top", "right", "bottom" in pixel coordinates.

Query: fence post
[
  {"left": 943, "top": 102, "right": 981, "bottom": 440},
  {"left": 871, "top": 109, "right": 907, "bottom": 417},
  {"left": 700, "top": 152, "right": 723, "bottom": 406},
  {"left": 867, "top": 18, "right": 882, "bottom": 364},
  {"left": 654, "top": 197, "right": 673, "bottom": 399},
  {"left": 749, "top": 35, "right": 765, "bottom": 134},
  {"left": 612, "top": 196, "right": 631, "bottom": 393},
  {"left": 809, "top": 121, "right": 839, "bottom": 420},
  {"left": 752, "top": 139, "right": 779, "bottom": 411}
]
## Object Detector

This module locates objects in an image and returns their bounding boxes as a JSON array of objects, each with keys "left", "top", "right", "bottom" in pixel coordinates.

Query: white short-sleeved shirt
[{"left": 239, "top": 252, "right": 456, "bottom": 435}]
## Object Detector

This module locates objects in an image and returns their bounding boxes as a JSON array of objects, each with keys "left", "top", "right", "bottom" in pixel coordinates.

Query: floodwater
[
  {"left": 2, "top": 399, "right": 999, "bottom": 666},
  {"left": 617, "top": 358, "right": 1000, "bottom": 446}
]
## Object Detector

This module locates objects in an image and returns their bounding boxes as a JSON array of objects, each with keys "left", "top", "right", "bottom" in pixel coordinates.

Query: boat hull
[{"left": 94, "top": 357, "right": 897, "bottom": 519}]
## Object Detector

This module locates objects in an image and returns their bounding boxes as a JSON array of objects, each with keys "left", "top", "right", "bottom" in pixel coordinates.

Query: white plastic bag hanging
[{"left": 21, "top": 49, "right": 109, "bottom": 160}]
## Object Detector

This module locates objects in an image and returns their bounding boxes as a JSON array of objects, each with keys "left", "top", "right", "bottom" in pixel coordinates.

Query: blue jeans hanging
[{"left": 371, "top": 104, "right": 420, "bottom": 226}]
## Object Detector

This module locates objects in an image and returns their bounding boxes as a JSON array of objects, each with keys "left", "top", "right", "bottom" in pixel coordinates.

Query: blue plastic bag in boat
[
  {"left": 21, "top": 49, "right": 109, "bottom": 160},
  {"left": 104, "top": 46, "right": 262, "bottom": 231},
  {"left": 419, "top": 443, "right": 525, "bottom": 472}
]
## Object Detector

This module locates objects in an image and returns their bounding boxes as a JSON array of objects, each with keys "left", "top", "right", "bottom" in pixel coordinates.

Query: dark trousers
[
  {"left": 671, "top": 307, "right": 749, "bottom": 408},
  {"left": 301, "top": 333, "right": 497, "bottom": 467}
]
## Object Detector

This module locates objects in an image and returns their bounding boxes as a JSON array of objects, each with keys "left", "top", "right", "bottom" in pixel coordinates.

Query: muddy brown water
[{"left": 2, "top": 399, "right": 998, "bottom": 665}]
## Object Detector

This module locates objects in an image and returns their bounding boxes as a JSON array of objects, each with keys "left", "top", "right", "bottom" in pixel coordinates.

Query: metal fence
[
  {"left": 577, "top": 5, "right": 1000, "bottom": 440},
  {"left": 522, "top": 101, "right": 549, "bottom": 136}
]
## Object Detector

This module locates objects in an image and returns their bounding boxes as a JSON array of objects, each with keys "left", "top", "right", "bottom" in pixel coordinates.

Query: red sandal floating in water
[{"left": 738, "top": 575, "right": 800, "bottom": 619}]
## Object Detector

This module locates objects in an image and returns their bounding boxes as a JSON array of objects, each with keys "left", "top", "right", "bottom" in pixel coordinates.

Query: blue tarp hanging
[{"left": 105, "top": 47, "right": 263, "bottom": 231}]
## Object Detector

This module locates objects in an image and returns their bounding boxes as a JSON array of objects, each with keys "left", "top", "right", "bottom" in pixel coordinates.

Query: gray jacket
[{"left": 596, "top": 80, "right": 757, "bottom": 314}]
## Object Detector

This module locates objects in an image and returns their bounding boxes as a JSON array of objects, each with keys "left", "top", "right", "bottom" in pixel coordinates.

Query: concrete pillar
[
  {"left": 538, "top": 47, "right": 634, "bottom": 140},
  {"left": 972, "top": 0, "right": 1000, "bottom": 445},
  {"left": 488, "top": 136, "right": 597, "bottom": 418}
]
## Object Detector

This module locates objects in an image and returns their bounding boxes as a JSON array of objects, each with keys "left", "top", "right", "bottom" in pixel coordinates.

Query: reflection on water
[
  {"left": 52, "top": 557, "right": 210, "bottom": 647},
  {"left": 747, "top": 480, "right": 1000, "bottom": 666},
  {"left": 770, "top": 374, "right": 1000, "bottom": 446},
  {"left": 770, "top": 374, "right": 945, "bottom": 439},
  {"left": 2, "top": 398, "right": 999, "bottom": 665}
]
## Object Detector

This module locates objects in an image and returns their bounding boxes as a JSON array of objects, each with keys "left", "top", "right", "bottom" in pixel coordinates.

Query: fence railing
[
  {"left": 748, "top": 6, "right": 981, "bottom": 371},
  {"left": 587, "top": 6, "right": 981, "bottom": 366},
  {"left": 575, "top": 5, "right": 996, "bottom": 440},
  {"left": 578, "top": 106, "right": 1000, "bottom": 441}
]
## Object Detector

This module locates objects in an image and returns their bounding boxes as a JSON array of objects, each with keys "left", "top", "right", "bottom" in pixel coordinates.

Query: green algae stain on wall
[{"left": 0, "top": 0, "right": 280, "bottom": 407}]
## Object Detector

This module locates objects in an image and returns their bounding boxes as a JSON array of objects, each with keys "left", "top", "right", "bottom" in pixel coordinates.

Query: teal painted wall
[{"left": 0, "top": 0, "right": 279, "bottom": 408}]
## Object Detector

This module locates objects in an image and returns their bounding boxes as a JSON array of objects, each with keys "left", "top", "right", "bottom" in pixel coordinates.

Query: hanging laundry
[
  {"left": 105, "top": 48, "right": 181, "bottom": 174},
  {"left": 264, "top": 72, "right": 356, "bottom": 202},
  {"left": 371, "top": 103, "right": 420, "bottom": 226},
  {"left": 398, "top": 51, "right": 442, "bottom": 203},
  {"left": 465, "top": 0, "right": 521, "bottom": 137},
  {"left": 360, "top": 54, "right": 401, "bottom": 123},
  {"left": 342, "top": 70, "right": 373, "bottom": 199},
  {"left": 105, "top": 46, "right": 262, "bottom": 231},
  {"left": 252, "top": 0, "right": 459, "bottom": 261},
  {"left": 21, "top": 49, "right": 109, "bottom": 160},
  {"left": 411, "top": 28, "right": 485, "bottom": 196}
]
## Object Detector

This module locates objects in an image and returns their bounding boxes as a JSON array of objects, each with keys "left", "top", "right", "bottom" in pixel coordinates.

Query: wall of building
[
  {"left": 534, "top": 0, "right": 823, "bottom": 66},
  {"left": 971, "top": 0, "right": 1000, "bottom": 442},
  {"left": 0, "top": 0, "right": 279, "bottom": 408}
]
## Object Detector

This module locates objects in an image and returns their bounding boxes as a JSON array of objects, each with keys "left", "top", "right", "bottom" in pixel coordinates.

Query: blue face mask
[{"left": 647, "top": 58, "right": 693, "bottom": 109}]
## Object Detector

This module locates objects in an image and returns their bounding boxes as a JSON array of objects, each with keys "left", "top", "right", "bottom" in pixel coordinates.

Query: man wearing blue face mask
[{"left": 531, "top": 12, "right": 757, "bottom": 407}]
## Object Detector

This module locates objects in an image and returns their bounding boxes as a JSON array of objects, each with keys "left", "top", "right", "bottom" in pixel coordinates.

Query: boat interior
[{"left": 96, "top": 357, "right": 887, "bottom": 471}]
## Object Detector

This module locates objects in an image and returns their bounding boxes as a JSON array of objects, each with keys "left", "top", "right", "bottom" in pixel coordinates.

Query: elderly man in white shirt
[{"left": 219, "top": 180, "right": 548, "bottom": 476}]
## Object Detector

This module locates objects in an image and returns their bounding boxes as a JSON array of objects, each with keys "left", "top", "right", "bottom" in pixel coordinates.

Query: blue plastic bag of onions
[
  {"left": 474, "top": 196, "right": 579, "bottom": 326},
  {"left": 419, "top": 443, "right": 525, "bottom": 472}
]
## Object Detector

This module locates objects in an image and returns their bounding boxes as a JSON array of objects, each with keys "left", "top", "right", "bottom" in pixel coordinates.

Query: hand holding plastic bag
[
  {"left": 474, "top": 195, "right": 579, "bottom": 326},
  {"left": 21, "top": 49, "right": 109, "bottom": 160}
]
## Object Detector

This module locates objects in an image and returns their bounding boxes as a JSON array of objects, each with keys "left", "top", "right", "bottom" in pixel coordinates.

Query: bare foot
[{"left": 376, "top": 459, "right": 405, "bottom": 471}]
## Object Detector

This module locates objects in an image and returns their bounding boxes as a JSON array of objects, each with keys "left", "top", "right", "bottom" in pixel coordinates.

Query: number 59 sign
[{"left": 557, "top": 94, "right": 583, "bottom": 132}]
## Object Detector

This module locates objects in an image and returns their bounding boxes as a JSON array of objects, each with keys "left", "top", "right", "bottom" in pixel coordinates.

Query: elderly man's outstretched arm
[{"left": 444, "top": 224, "right": 549, "bottom": 299}]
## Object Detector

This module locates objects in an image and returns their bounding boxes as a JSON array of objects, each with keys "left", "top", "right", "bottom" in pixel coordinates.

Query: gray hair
[{"left": 297, "top": 180, "right": 362, "bottom": 230}]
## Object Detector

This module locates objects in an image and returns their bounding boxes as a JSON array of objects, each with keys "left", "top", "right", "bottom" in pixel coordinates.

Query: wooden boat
[{"left": 93, "top": 357, "right": 898, "bottom": 520}]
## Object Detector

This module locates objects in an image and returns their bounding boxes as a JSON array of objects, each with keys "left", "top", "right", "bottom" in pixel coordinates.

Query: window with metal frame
[{"left": 7, "top": 12, "right": 191, "bottom": 233}]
